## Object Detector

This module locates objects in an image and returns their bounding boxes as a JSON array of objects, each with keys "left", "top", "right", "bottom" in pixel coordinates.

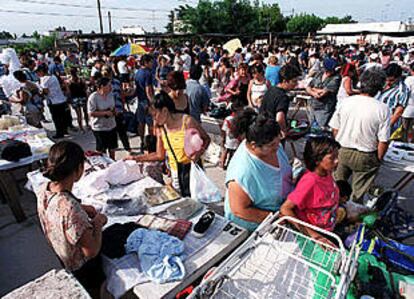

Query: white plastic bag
[
  {"left": 189, "top": 162, "right": 221, "bottom": 203},
  {"left": 106, "top": 160, "right": 143, "bottom": 185}
]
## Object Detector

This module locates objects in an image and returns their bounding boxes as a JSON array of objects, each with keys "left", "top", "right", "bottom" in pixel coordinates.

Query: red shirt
[{"left": 288, "top": 171, "right": 339, "bottom": 231}]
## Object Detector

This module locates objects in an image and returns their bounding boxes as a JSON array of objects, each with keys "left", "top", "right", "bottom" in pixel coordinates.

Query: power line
[
  {"left": 13, "top": 0, "right": 170, "bottom": 13},
  {"left": 0, "top": 8, "right": 168, "bottom": 20}
]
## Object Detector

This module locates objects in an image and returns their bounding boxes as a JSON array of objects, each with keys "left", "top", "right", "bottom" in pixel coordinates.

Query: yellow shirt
[{"left": 161, "top": 115, "right": 192, "bottom": 172}]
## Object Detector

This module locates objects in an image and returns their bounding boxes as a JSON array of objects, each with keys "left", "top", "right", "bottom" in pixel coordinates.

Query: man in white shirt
[
  {"left": 181, "top": 49, "right": 192, "bottom": 72},
  {"left": 329, "top": 67, "right": 391, "bottom": 202},
  {"left": 36, "top": 63, "right": 69, "bottom": 139},
  {"left": 117, "top": 56, "right": 130, "bottom": 89}
]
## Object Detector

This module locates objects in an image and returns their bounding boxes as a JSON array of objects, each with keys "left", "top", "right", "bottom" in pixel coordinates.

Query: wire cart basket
[{"left": 190, "top": 214, "right": 360, "bottom": 299}]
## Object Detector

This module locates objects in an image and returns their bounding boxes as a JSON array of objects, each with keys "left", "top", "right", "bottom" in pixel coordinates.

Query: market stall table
[
  {"left": 0, "top": 125, "right": 53, "bottom": 222},
  {"left": 88, "top": 176, "right": 248, "bottom": 299},
  {"left": 383, "top": 141, "right": 414, "bottom": 192},
  {"left": 27, "top": 159, "right": 249, "bottom": 299},
  {"left": 132, "top": 217, "right": 248, "bottom": 299}
]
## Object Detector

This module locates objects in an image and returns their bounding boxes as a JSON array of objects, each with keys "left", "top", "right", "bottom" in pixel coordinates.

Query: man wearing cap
[{"left": 306, "top": 58, "right": 341, "bottom": 127}]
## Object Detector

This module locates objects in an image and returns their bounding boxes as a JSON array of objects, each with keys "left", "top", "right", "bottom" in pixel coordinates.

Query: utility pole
[
  {"left": 97, "top": 0, "right": 104, "bottom": 34},
  {"left": 108, "top": 11, "right": 112, "bottom": 33}
]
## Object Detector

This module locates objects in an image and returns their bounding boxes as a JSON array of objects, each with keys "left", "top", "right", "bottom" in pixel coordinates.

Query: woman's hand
[
  {"left": 123, "top": 155, "right": 136, "bottom": 161},
  {"left": 82, "top": 204, "right": 97, "bottom": 218},
  {"left": 92, "top": 213, "right": 107, "bottom": 228},
  {"left": 311, "top": 232, "right": 338, "bottom": 249},
  {"left": 123, "top": 155, "right": 144, "bottom": 162},
  {"left": 189, "top": 150, "right": 203, "bottom": 162}
]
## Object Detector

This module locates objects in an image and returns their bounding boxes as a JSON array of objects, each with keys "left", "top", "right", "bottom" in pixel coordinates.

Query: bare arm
[
  {"left": 276, "top": 111, "right": 287, "bottom": 137},
  {"left": 89, "top": 110, "right": 114, "bottom": 118},
  {"left": 126, "top": 129, "right": 166, "bottom": 162},
  {"left": 280, "top": 199, "right": 336, "bottom": 247},
  {"left": 145, "top": 85, "right": 154, "bottom": 102},
  {"left": 332, "top": 128, "right": 339, "bottom": 138},
  {"left": 10, "top": 90, "right": 28, "bottom": 104},
  {"left": 390, "top": 106, "right": 404, "bottom": 127},
  {"left": 377, "top": 141, "right": 389, "bottom": 161},
  {"left": 228, "top": 181, "right": 271, "bottom": 223},
  {"left": 77, "top": 213, "right": 107, "bottom": 258},
  {"left": 343, "top": 77, "right": 360, "bottom": 96},
  {"left": 155, "top": 67, "right": 161, "bottom": 83},
  {"left": 306, "top": 86, "right": 321, "bottom": 98},
  {"left": 247, "top": 81, "right": 253, "bottom": 107}
]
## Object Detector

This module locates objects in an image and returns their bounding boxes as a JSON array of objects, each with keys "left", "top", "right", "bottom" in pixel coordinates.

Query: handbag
[{"left": 162, "top": 126, "right": 191, "bottom": 197}]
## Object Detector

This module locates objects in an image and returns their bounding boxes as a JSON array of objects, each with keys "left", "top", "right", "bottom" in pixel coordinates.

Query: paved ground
[{"left": 0, "top": 117, "right": 413, "bottom": 296}]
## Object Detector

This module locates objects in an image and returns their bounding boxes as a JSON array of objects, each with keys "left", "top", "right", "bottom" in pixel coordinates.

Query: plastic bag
[
  {"left": 190, "top": 162, "right": 222, "bottom": 203},
  {"left": 184, "top": 128, "right": 203, "bottom": 158},
  {"left": 106, "top": 160, "right": 143, "bottom": 186}
]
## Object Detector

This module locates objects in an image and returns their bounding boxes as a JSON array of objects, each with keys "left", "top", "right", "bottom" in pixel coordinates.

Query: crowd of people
[{"left": 2, "top": 40, "right": 414, "bottom": 295}]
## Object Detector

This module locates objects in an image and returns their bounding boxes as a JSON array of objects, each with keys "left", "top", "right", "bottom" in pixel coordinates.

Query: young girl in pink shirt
[{"left": 280, "top": 136, "right": 341, "bottom": 246}]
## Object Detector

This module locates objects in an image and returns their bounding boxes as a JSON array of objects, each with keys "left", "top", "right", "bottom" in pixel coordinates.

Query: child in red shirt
[{"left": 280, "top": 136, "right": 341, "bottom": 246}]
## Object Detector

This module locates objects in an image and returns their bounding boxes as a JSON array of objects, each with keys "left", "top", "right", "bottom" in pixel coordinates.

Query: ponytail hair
[
  {"left": 152, "top": 90, "right": 176, "bottom": 113},
  {"left": 232, "top": 108, "right": 280, "bottom": 146},
  {"left": 43, "top": 141, "right": 85, "bottom": 182}
]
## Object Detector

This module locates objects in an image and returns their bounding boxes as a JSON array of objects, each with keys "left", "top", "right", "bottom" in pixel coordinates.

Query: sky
[{"left": 0, "top": 0, "right": 413, "bottom": 36}]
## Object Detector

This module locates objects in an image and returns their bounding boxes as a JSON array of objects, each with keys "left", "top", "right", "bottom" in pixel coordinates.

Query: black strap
[{"left": 162, "top": 126, "right": 179, "bottom": 164}]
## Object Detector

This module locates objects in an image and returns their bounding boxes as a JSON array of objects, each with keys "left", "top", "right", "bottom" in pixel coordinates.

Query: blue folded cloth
[{"left": 125, "top": 229, "right": 185, "bottom": 283}]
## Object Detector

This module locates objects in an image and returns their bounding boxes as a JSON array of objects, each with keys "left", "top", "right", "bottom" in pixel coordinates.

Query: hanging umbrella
[{"left": 111, "top": 43, "right": 148, "bottom": 56}]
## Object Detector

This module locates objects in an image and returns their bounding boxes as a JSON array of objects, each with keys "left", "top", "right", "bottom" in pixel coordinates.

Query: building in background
[{"left": 318, "top": 21, "right": 414, "bottom": 45}]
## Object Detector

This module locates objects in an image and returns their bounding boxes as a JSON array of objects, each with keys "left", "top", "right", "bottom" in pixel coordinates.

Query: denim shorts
[
  {"left": 71, "top": 97, "right": 87, "bottom": 109},
  {"left": 135, "top": 100, "right": 153, "bottom": 125}
]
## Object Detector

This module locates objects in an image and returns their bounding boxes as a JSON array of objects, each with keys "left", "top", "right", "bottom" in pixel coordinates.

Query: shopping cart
[{"left": 190, "top": 213, "right": 360, "bottom": 299}]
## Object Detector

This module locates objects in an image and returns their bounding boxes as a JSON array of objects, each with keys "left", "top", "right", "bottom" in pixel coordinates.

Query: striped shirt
[
  {"left": 378, "top": 79, "right": 410, "bottom": 130},
  {"left": 378, "top": 79, "right": 410, "bottom": 111}
]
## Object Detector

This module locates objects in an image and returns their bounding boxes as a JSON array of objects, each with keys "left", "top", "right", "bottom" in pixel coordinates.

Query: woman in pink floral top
[{"left": 36, "top": 141, "right": 107, "bottom": 289}]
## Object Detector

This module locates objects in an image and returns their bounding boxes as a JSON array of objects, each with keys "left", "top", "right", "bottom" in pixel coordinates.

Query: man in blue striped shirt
[{"left": 378, "top": 63, "right": 410, "bottom": 132}]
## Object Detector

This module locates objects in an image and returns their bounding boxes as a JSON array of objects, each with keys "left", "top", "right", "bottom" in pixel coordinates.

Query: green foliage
[
  {"left": 166, "top": 1, "right": 356, "bottom": 35},
  {"left": 324, "top": 15, "right": 357, "bottom": 25},
  {"left": 32, "top": 31, "right": 41, "bottom": 40},
  {"left": 37, "top": 34, "right": 56, "bottom": 50},
  {"left": 0, "top": 31, "right": 14, "bottom": 40},
  {"left": 13, "top": 34, "right": 56, "bottom": 54},
  {"left": 286, "top": 13, "right": 325, "bottom": 33},
  {"left": 166, "top": 0, "right": 284, "bottom": 35}
]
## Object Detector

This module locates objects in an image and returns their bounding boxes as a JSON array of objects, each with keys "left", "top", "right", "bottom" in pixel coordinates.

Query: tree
[
  {"left": 32, "top": 31, "right": 41, "bottom": 40},
  {"left": 256, "top": 3, "right": 286, "bottom": 32},
  {"left": 324, "top": 15, "right": 357, "bottom": 25},
  {"left": 0, "top": 31, "right": 14, "bottom": 39},
  {"left": 286, "top": 13, "right": 325, "bottom": 33},
  {"left": 166, "top": 0, "right": 284, "bottom": 35}
]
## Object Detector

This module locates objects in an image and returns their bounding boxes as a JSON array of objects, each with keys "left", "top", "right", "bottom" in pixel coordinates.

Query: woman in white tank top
[
  {"left": 248, "top": 65, "right": 269, "bottom": 110},
  {"left": 337, "top": 63, "right": 360, "bottom": 108}
]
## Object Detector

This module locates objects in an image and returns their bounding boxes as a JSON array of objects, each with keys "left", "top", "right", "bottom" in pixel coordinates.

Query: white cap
[{"left": 370, "top": 53, "right": 379, "bottom": 60}]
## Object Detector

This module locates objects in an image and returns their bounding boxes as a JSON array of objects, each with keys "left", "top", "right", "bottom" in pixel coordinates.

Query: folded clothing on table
[
  {"left": 125, "top": 228, "right": 186, "bottom": 284},
  {"left": 137, "top": 214, "right": 192, "bottom": 240},
  {"left": 101, "top": 222, "right": 143, "bottom": 258}
]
